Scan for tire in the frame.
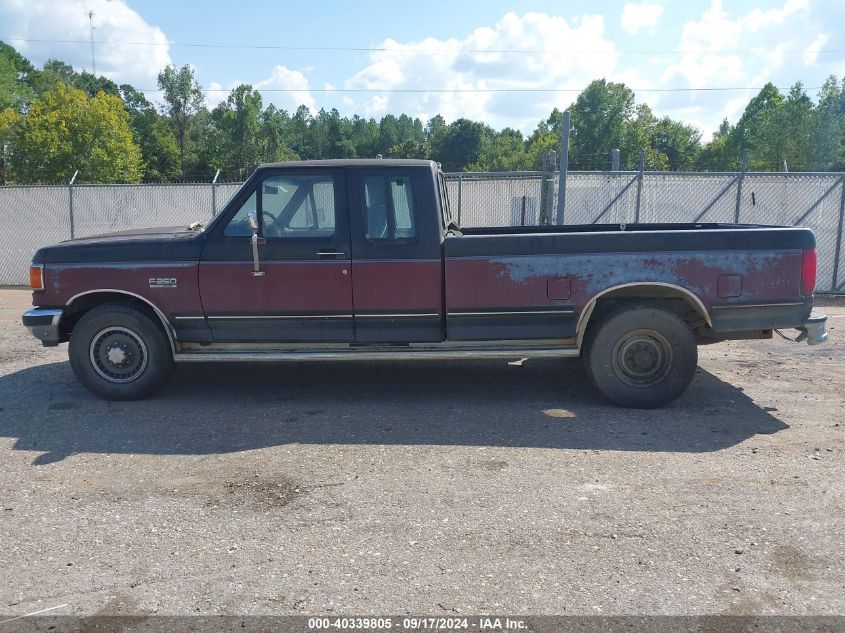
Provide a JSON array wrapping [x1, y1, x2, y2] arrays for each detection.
[[68, 303, 173, 400], [583, 302, 697, 409]]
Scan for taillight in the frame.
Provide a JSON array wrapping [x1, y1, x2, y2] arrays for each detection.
[[801, 248, 816, 297], [29, 264, 44, 291]]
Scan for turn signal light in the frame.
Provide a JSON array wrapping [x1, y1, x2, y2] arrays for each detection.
[[29, 264, 44, 291], [801, 248, 816, 297]]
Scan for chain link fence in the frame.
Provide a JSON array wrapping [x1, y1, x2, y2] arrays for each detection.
[[1, 172, 844, 292], [446, 170, 845, 294]]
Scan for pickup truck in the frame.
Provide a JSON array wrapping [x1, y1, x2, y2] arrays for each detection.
[[23, 159, 828, 408]]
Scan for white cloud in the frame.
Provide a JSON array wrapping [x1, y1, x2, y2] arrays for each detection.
[[802, 33, 827, 65], [662, 0, 811, 90], [657, 0, 831, 137], [205, 81, 228, 110], [344, 11, 620, 133], [254, 65, 316, 114], [0, 0, 171, 90], [620, 3, 665, 35]]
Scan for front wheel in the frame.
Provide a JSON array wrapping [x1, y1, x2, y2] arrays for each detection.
[[68, 304, 174, 400], [583, 302, 698, 408]]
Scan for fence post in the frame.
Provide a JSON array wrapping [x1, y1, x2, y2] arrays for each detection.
[[540, 150, 556, 225], [556, 111, 570, 224], [634, 150, 644, 224], [734, 150, 747, 223], [611, 149, 620, 172], [211, 169, 220, 218], [457, 174, 463, 225], [833, 175, 845, 291], [68, 170, 78, 239]]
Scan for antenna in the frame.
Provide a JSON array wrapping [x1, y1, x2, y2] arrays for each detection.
[[86, 10, 96, 75]]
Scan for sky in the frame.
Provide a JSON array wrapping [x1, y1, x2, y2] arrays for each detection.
[[1, 0, 844, 139]]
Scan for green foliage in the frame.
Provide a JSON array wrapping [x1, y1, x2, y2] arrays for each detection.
[[157, 64, 204, 176], [2, 39, 845, 184], [0, 108, 21, 184], [469, 128, 531, 171], [211, 85, 266, 178], [8, 83, 143, 184], [569, 80, 635, 169], [431, 118, 494, 171]]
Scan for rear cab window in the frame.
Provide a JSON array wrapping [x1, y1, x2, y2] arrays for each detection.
[[362, 173, 418, 242]]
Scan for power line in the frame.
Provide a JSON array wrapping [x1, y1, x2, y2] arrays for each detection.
[[140, 86, 824, 94], [7, 37, 842, 56]]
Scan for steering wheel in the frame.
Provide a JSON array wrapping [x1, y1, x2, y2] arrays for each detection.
[[262, 211, 280, 237]]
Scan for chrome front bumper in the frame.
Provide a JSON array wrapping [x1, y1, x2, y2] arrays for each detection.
[[797, 312, 829, 346], [22, 308, 63, 346]]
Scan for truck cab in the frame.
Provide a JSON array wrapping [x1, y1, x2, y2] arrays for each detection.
[[194, 160, 447, 345]]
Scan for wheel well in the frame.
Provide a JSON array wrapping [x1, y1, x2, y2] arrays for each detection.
[[59, 292, 172, 346], [577, 284, 711, 348]]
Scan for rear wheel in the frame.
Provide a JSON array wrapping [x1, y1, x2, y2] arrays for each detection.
[[68, 304, 173, 400], [583, 302, 697, 408]]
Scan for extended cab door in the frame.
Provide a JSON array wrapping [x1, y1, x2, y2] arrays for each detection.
[[198, 168, 353, 342], [347, 165, 445, 342]]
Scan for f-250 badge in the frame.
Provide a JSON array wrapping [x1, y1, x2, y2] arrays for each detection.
[[149, 277, 177, 288]]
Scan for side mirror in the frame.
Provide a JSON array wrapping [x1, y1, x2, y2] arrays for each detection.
[[247, 210, 259, 233]]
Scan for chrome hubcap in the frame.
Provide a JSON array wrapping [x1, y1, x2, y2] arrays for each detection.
[[89, 326, 148, 383]]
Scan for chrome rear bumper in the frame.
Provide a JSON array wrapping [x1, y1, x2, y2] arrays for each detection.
[[22, 308, 63, 346], [797, 312, 828, 346]]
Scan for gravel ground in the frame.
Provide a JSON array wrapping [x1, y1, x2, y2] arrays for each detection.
[[1, 288, 843, 618]]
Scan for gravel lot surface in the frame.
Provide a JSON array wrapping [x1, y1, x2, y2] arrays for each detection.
[[1, 288, 843, 618]]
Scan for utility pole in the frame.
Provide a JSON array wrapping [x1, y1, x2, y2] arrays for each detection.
[[87, 11, 96, 76], [556, 111, 570, 224]]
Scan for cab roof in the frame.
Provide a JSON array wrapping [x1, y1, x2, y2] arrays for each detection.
[[258, 159, 438, 169]]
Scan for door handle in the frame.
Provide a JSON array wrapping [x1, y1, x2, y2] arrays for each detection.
[[316, 251, 346, 258]]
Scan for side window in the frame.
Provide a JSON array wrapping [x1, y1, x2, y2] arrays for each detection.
[[362, 173, 417, 241], [263, 175, 336, 238], [224, 175, 336, 238], [223, 191, 257, 236]]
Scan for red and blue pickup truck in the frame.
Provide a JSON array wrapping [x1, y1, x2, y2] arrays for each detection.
[[23, 159, 828, 407]]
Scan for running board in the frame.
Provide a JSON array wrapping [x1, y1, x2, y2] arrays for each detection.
[[173, 343, 580, 363]]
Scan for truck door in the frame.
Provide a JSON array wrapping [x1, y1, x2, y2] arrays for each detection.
[[198, 168, 354, 342], [348, 166, 445, 343]]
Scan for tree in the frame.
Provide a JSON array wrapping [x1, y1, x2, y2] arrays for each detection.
[[622, 103, 666, 170], [0, 54, 32, 111], [732, 82, 786, 170], [212, 84, 265, 178], [287, 105, 313, 158], [351, 115, 379, 158], [157, 64, 204, 177], [569, 80, 635, 169], [432, 118, 494, 171], [261, 105, 298, 163], [27, 59, 76, 96], [469, 128, 530, 171], [119, 84, 181, 182], [0, 107, 21, 184], [524, 109, 564, 170], [811, 76, 844, 171], [8, 83, 142, 183], [696, 119, 734, 171], [652, 117, 702, 171]]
